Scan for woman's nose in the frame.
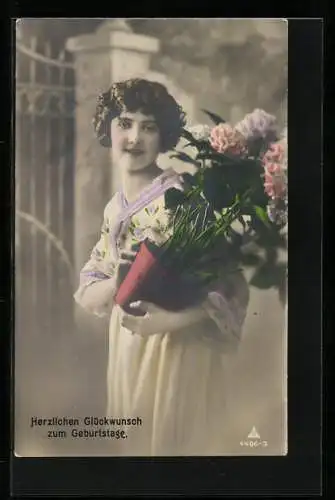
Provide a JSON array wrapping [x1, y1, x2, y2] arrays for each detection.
[[128, 125, 141, 144]]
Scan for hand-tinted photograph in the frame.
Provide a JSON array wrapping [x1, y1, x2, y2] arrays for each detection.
[[14, 18, 288, 457]]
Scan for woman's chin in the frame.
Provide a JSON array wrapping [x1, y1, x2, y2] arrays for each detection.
[[125, 160, 154, 173], [116, 154, 158, 173]]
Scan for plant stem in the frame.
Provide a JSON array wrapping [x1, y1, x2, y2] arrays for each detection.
[[160, 185, 254, 272]]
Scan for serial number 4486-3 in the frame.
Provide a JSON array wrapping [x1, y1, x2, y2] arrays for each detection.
[[240, 440, 268, 448]]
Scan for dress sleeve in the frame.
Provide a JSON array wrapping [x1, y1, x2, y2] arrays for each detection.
[[200, 270, 250, 353], [73, 201, 117, 317]]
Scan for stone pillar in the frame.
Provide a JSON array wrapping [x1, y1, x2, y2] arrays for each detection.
[[66, 19, 160, 328], [66, 19, 160, 275]]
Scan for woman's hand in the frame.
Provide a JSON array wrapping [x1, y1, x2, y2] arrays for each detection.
[[120, 300, 207, 337]]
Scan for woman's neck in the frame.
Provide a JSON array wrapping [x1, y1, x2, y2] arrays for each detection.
[[121, 164, 162, 204]]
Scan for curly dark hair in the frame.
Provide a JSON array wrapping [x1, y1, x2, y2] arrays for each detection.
[[92, 78, 187, 152]]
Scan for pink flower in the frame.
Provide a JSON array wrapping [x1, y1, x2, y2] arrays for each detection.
[[262, 143, 285, 165], [209, 123, 247, 156], [264, 162, 282, 175], [262, 136, 288, 201], [263, 169, 287, 200]]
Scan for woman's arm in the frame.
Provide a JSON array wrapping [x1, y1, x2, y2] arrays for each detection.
[[75, 273, 117, 317], [121, 270, 250, 352], [75, 249, 136, 317], [74, 198, 133, 317], [201, 270, 250, 352], [73, 222, 117, 317]]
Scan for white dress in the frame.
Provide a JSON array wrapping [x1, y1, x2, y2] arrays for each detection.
[[74, 191, 250, 456]]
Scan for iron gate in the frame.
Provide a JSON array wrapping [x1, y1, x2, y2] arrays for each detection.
[[15, 34, 76, 339]]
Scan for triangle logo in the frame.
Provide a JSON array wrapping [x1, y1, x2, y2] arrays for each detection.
[[247, 426, 261, 439]]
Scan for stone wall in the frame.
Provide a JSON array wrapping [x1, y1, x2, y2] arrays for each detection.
[[130, 19, 288, 127]]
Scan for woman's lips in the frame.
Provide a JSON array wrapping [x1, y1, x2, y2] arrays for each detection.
[[125, 149, 144, 157]]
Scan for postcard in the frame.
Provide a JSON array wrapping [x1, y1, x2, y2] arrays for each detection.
[[14, 17, 288, 458]]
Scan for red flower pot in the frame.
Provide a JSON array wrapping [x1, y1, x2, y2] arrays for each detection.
[[114, 240, 205, 313], [114, 240, 164, 307]]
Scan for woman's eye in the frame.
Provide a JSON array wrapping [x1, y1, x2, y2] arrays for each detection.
[[118, 119, 131, 129], [143, 124, 158, 133]]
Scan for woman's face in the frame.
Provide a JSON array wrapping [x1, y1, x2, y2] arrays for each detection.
[[111, 110, 161, 172]]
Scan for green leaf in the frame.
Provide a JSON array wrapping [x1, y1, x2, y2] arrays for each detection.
[[164, 188, 188, 210], [201, 108, 226, 125], [254, 224, 288, 250], [265, 247, 278, 265], [249, 265, 275, 289], [240, 252, 262, 267], [254, 205, 271, 227], [182, 139, 211, 151], [169, 151, 200, 167], [238, 215, 247, 231], [202, 166, 235, 209], [180, 129, 204, 148], [249, 261, 287, 291], [197, 152, 235, 163], [194, 271, 217, 280], [180, 172, 198, 188]]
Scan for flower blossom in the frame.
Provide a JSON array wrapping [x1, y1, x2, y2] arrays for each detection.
[[186, 123, 211, 141], [263, 164, 287, 200], [235, 108, 277, 141], [278, 131, 288, 168], [262, 135, 288, 202], [209, 123, 247, 156], [129, 196, 173, 245], [262, 142, 286, 166], [267, 198, 288, 226]]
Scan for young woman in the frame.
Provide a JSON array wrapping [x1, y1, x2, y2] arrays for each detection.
[[74, 78, 250, 456]]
